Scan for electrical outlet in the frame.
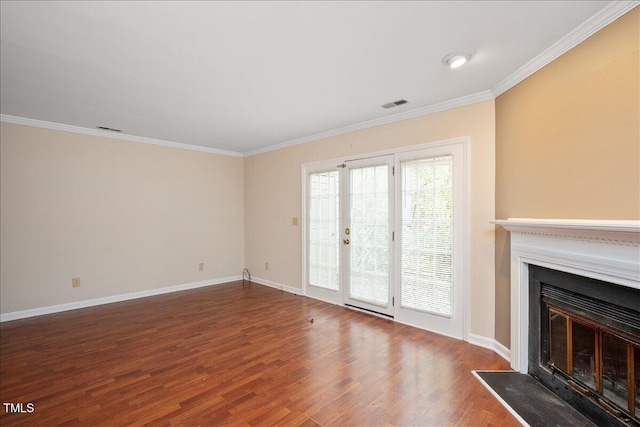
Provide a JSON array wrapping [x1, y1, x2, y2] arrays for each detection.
[[198, 263, 204, 271], [72, 277, 81, 288], [265, 262, 269, 270]]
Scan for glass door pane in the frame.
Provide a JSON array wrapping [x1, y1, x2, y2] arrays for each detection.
[[571, 320, 597, 390], [343, 157, 393, 315], [349, 164, 389, 303], [308, 171, 340, 290], [601, 332, 629, 411], [634, 346, 639, 418], [394, 142, 465, 339], [549, 310, 569, 372], [400, 155, 453, 316]]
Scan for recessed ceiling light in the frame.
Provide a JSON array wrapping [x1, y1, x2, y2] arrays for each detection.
[[442, 53, 471, 69]]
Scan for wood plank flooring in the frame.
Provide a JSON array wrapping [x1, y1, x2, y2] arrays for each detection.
[[0, 281, 517, 426]]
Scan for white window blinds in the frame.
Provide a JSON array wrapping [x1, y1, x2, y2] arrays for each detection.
[[400, 155, 453, 317]]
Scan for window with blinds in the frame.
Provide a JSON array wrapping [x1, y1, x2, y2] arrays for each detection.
[[308, 171, 340, 290], [400, 155, 453, 317]]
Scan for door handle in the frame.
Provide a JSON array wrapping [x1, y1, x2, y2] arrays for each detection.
[[343, 238, 350, 245]]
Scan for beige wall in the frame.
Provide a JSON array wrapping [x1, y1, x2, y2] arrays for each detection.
[[245, 100, 497, 339], [495, 8, 640, 347], [0, 123, 245, 314]]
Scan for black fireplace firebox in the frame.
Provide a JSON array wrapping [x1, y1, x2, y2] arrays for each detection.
[[528, 265, 640, 426]]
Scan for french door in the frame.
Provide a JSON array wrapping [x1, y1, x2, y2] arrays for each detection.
[[305, 156, 393, 315], [342, 156, 394, 316], [305, 140, 466, 338]]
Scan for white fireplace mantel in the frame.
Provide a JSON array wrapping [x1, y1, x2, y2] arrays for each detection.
[[492, 218, 640, 373]]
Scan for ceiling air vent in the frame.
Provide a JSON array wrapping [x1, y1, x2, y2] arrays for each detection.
[[96, 126, 122, 132], [381, 99, 408, 109]]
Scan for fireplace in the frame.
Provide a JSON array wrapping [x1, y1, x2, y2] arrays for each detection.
[[529, 265, 639, 425], [493, 219, 640, 425]]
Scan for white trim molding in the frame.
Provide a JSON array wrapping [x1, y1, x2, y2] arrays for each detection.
[[250, 277, 302, 295], [492, 218, 640, 373], [0, 276, 242, 322], [468, 334, 511, 362], [2, 2, 635, 160], [492, 1, 639, 97], [0, 114, 244, 158]]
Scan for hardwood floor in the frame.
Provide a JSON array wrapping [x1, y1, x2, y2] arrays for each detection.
[[0, 282, 517, 426]]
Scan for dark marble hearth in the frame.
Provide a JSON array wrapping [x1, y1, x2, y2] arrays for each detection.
[[474, 371, 597, 427]]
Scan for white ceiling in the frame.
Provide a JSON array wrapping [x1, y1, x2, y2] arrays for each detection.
[[0, 1, 629, 156]]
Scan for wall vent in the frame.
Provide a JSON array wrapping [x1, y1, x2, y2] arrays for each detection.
[[96, 126, 122, 132], [381, 99, 408, 109]]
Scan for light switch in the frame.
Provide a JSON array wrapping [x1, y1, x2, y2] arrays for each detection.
[[292, 217, 298, 226]]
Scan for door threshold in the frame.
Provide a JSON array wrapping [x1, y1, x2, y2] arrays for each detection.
[[345, 304, 394, 319]]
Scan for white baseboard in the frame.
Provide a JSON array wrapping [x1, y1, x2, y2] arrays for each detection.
[[0, 276, 241, 322], [250, 277, 302, 295], [493, 340, 511, 362], [468, 333, 511, 362]]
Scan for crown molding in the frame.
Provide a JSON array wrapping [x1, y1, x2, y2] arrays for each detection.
[[244, 1, 637, 156], [243, 90, 493, 157], [3, 2, 634, 158], [0, 114, 244, 158], [491, 1, 639, 97]]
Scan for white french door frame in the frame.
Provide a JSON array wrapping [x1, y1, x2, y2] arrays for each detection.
[[302, 137, 470, 341], [304, 163, 342, 306], [341, 155, 395, 317], [394, 142, 467, 339]]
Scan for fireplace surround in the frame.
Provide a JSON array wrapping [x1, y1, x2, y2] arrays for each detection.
[[494, 219, 640, 424]]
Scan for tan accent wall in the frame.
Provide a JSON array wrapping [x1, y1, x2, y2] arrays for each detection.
[[0, 123, 245, 314], [245, 100, 497, 339], [495, 8, 640, 347]]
